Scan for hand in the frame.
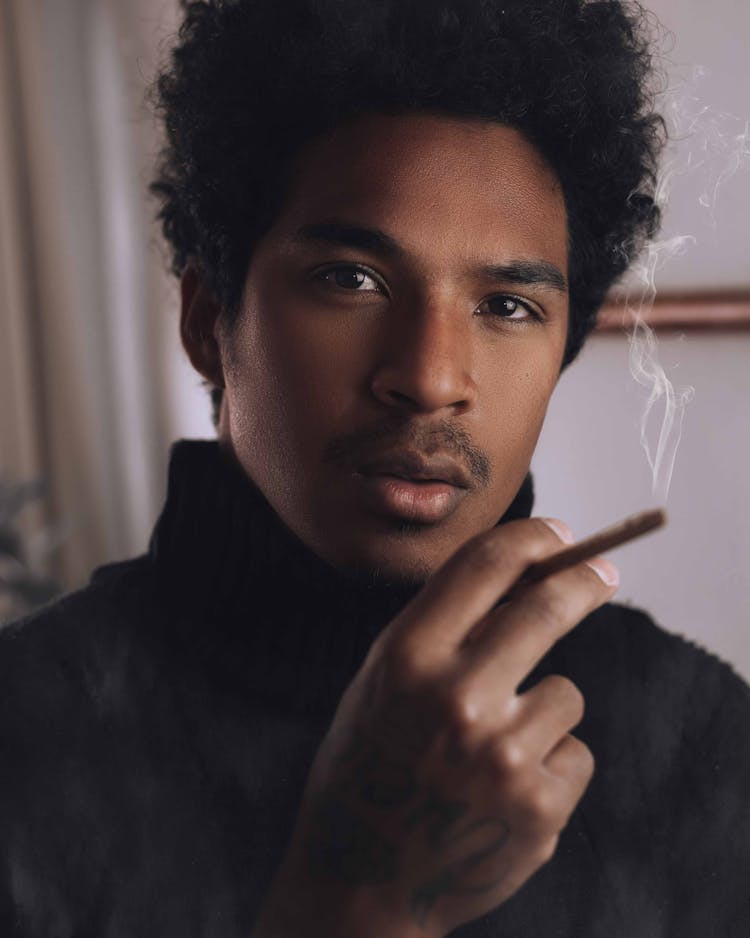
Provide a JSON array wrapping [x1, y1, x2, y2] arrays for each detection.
[[260, 517, 618, 938]]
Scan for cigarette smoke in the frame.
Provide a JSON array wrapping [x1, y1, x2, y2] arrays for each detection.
[[621, 66, 750, 502]]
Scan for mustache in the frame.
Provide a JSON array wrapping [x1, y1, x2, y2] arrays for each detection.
[[322, 419, 491, 488]]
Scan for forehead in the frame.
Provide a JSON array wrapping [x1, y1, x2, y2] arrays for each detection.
[[271, 112, 568, 269]]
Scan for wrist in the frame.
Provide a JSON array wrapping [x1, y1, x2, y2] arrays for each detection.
[[251, 856, 443, 938]]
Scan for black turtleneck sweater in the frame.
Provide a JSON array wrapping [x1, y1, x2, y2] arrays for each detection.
[[1, 440, 749, 938]]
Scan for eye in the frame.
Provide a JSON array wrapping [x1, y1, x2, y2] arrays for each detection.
[[316, 264, 383, 293], [477, 295, 541, 323]]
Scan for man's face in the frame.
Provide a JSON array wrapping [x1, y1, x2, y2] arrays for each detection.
[[213, 113, 569, 587]]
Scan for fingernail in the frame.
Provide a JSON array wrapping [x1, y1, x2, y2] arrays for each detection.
[[539, 518, 575, 545], [586, 558, 620, 587]]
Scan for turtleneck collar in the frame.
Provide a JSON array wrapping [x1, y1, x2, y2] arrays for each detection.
[[147, 439, 534, 718]]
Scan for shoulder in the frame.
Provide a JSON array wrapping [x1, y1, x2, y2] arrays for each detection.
[[0, 553, 155, 657], [0, 555, 162, 748], [563, 599, 750, 707], [581, 609, 750, 930], [0, 555, 175, 825], [567, 601, 750, 813], [553, 600, 750, 798], [0, 557, 164, 926]]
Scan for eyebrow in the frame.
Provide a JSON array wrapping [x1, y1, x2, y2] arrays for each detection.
[[290, 220, 568, 294], [292, 221, 401, 258], [479, 259, 568, 294]]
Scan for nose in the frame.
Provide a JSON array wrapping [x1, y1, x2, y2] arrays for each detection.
[[370, 295, 477, 415]]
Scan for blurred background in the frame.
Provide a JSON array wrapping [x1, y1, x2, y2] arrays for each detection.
[[1, 1, 748, 676]]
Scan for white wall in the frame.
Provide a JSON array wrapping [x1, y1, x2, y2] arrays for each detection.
[[533, 332, 750, 680], [642, 0, 750, 294]]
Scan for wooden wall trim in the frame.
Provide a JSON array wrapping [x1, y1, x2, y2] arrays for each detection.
[[596, 291, 750, 332]]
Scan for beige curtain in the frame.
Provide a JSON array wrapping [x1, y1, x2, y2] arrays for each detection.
[[0, 0, 201, 591]]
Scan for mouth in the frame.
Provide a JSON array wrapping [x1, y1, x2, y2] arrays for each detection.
[[357, 450, 471, 490], [354, 472, 467, 524]]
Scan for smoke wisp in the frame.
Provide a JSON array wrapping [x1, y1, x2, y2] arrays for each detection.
[[622, 66, 749, 501]]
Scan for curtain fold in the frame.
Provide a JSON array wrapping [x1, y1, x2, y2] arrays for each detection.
[[0, 0, 209, 591]]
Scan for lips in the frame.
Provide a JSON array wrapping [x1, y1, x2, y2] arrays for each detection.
[[354, 474, 467, 524], [357, 450, 470, 489]]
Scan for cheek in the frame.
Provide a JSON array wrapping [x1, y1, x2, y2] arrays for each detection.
[[224, 287, 356, 451], [484, 353, 559, 458], [270, 312, 358, 419], [220, 294, 290, 443]]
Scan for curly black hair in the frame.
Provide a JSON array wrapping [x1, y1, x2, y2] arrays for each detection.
[[149, 0, 666, 425]]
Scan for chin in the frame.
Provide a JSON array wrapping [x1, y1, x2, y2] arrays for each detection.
[[339, 559, 432, 593], [328, 530, 448, 592]]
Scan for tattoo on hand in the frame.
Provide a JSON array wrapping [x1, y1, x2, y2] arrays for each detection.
[[304, 790, 398, 884], [410, 819, 511, 928], [305, 703, 512, 927]]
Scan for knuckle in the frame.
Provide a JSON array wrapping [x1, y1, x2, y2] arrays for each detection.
[[463, 529, 509, 574], [526, 583, 570, 631], [535, 835, 560, 866], [557, 735, 595, 784], [573, 738, 596, 778], [463, 520, 562, 579], [437, 680, 481, 735], [515, 781, 560, 832], [379, 638, 426, 688], [490, 737, 527, 775], [544, 674, 585, 718]]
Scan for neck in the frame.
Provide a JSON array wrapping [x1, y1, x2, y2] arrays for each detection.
[[147, 439, 535, 716]]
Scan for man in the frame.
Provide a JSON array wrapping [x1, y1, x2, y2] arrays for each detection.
[[2, 1, 749, 936]]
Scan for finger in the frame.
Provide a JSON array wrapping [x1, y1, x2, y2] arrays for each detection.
[[388, 517, 573, 657], [543, 734, 595, 801], [504, 674, 585, 764], [462, 558, 618, 692]]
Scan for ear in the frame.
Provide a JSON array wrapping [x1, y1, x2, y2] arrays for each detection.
[[179, 262, 225, 388]]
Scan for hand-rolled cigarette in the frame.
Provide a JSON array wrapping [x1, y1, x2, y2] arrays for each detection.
[[505, 508, 668, 600]]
